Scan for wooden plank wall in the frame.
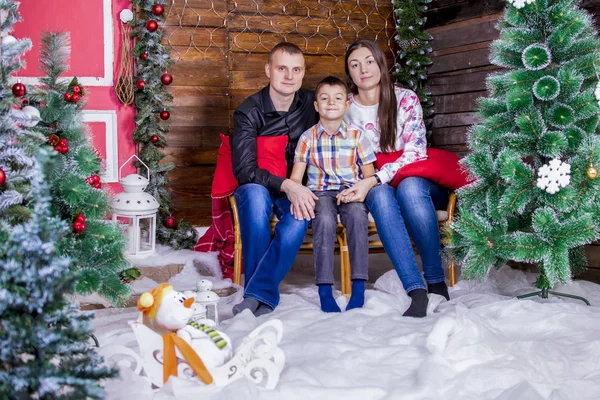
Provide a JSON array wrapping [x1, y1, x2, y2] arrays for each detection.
[[162, 0, 396, 226], [426, 0, 600, 275]]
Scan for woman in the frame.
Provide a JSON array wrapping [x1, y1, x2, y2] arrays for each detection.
[[338, 40, 449, 317]]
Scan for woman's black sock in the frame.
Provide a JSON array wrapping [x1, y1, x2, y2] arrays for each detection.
[[402, 288, 428, 318], [428, 281, 450, 301]]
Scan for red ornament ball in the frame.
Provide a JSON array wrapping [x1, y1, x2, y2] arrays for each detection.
[[152, 4, 165, 16], [0, 167, 5, 186], [150, 134, 159, 143], [159, 110, 170, 120], [12, 82, 26, 97], [164, 216, 177, 229], [64, 92, 72, 102], [136, 79, 146, 90], [160, 73, 173, 85], [71, 93, 80, 103], [141, 51, 149, 60], [72, 86, 81, 94], [73, 221, 86, 233], [146, 20, 158, 32]]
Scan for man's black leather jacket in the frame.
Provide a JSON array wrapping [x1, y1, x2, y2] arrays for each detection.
[[231, 85, 318, 193]]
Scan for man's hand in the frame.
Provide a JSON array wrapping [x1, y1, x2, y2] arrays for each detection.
[[336, 177, 377, 205], [281, 179, 318, 220]]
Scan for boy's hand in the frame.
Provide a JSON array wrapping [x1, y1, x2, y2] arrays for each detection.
[[281, 179, 318, 220], [336, 177, 377, 204]]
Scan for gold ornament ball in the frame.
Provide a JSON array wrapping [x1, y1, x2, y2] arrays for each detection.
[[587, 165, 598, 179]]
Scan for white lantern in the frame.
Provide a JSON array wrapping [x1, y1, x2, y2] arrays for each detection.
[[194, 279, 220, 325], [111, 155, 159, 258]]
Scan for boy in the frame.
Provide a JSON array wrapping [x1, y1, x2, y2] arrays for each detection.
[[291, 76, 376, 312]]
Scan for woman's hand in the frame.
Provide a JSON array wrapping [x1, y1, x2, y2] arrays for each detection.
[[336, 177, 377, 205]]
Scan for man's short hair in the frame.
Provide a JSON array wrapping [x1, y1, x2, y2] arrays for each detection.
[[315, 76, 349, 96], [268, 42, 304, 64]]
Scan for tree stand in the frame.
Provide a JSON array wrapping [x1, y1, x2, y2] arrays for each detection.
[[517, 287, 590, 306]]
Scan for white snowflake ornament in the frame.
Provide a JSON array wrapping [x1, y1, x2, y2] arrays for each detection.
[[536, 158, 571, 194], [507, 0, 535, 9]]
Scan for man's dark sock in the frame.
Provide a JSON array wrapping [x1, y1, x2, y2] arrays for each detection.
[[254, 304, 273, 317], [428, 281, 450, 301], [403, 288, 428, 318], [318, 284, 341, 313], [232, 297, 260, 316], [346, 279, 366, 311]]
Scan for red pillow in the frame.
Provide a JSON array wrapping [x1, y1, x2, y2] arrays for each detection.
[[211, 134, 288, 198], [374, 148, 471, 190]]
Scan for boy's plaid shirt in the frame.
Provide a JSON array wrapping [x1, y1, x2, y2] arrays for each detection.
[[294, 122, 376, 191]]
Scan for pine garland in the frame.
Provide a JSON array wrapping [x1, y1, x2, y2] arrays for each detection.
[[392, 0, 434, 131], [129, 0, 198, 250]]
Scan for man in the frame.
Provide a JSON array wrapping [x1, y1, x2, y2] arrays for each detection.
[[231, 42, 319, 316]]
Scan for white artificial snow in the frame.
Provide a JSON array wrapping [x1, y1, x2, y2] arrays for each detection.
[[94, 251, 600, 400]]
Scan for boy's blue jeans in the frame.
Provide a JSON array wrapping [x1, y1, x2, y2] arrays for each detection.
[[234, 183, 309, 309], [365, 177, 448, 293]]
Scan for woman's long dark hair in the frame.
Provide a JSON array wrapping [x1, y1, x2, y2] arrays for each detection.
[[345, 40, 397, 153]]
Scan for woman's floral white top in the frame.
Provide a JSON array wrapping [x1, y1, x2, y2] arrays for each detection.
[[343, 86, 427, 184]]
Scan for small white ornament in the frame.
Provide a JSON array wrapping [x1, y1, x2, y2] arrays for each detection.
[[536, 158, 571, 194], [119, 9, 134, 23], [1, 35, 16, 47], [21, 105, 40, 127], [507, 0, 534, 9], [595, 82, 600, 101]]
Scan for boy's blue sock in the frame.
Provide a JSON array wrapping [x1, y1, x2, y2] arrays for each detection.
[[318, 284, 341, 313], [346, 279, 365, 311]]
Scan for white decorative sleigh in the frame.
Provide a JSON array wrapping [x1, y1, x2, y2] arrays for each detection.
[[100, 314, 286, 390]]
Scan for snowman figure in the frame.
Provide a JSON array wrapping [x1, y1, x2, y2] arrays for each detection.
[[137, 283, 233, 384]]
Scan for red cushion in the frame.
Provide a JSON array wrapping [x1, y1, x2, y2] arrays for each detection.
[[374, 148, 471, 190], [211, 134, 288, 198]]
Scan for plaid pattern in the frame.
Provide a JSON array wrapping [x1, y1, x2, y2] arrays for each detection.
[[294, 122, 376, 191]]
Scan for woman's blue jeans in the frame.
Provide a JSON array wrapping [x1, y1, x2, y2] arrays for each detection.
[[234, 183, 309, 309], [365, 177, 448, 293]]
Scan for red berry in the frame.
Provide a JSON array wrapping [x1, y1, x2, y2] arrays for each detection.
[[60, 146, 69, 154], [54, 145, 61, 152], [71, 94, 80, 103], [72, 86, 81, 94], [93, 182, 102, 189], [58, 138, 68, 146], [64, 93, 72, 102], [92, 174, 101, 184], [73, 221, 83, 232], [76, 214, 86, 223]]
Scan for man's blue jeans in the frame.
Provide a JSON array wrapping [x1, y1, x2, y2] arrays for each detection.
[[365, 177, 448, 293], [234, 183, 309, 309]]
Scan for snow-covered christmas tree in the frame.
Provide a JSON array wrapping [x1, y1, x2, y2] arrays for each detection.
[[0, 0, 44, 224], [447, 0, 600, 294], [0, 1, 117, 397], [34, 32, 134, 305]]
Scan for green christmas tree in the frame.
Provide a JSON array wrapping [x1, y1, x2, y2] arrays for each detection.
[[0, 150, 117, 399], [35, 32, 133, 305], [447, 0, 600, 293], [0, 0, 44, 224], [130, 0, 198, 250], [392, 0, 434, 130]]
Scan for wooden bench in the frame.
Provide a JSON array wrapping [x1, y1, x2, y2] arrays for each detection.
[[229, 193, 457, 295]]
